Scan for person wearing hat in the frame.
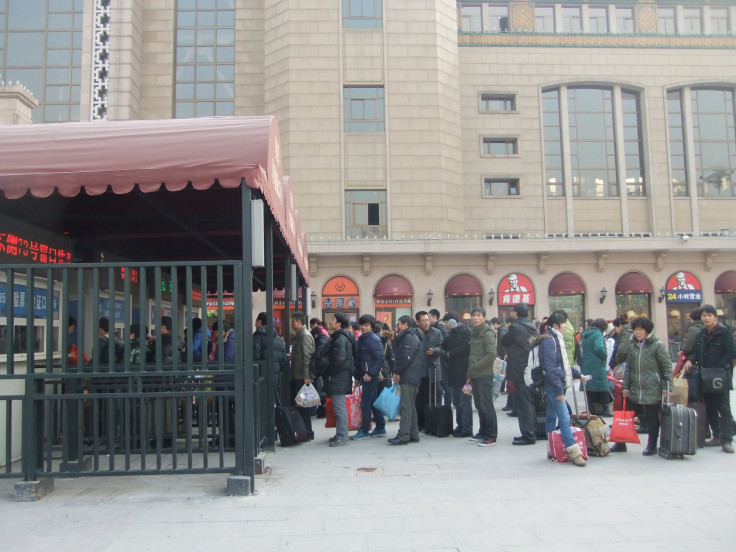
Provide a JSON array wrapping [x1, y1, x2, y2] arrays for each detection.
[[440, 313, 473, 437]]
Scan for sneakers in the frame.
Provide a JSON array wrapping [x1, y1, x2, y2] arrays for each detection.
[[329, 439, 348, 447], [468, 433, 483, 442], [722, 443, 734, 454], [350, 430, 369, 440], [478, 438, 497, 447], [368, 428, 387, 438]]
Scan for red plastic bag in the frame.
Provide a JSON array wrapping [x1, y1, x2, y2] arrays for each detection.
[[608, 399, 641, 444], [324, 386, 364, 430], [672, 351, 687, 377], [547, 427, 588, 463]]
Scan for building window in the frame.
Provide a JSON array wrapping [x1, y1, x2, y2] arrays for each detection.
[[621, 90, 646, 196], [483, 178, 520, 197], [657, 7, 676, 35], [692, 88, 736, 197], [562, 6, 582, 33], [568, 87, 618, 197], [682, 8, 702, 35], [667, 90, 689, 197], [345, 190, 387, 239], [535, 6, 554, 33], [588, 7, 608, 34], [542, 89, 564, 197], [488, 6, 509, 33], [343, 86, 385, 132], [615, 7, 634, 34], [459, 4, 508, 33], [482, 137, 518, 156], [460, 4, 482, 32], [0, 0, 83, 123], [479, 93, 516, 113], [542, 86, 647, 198], [710, 8, 729, 35], [343, 0, 382, 29], [174, 0, 235, 118]]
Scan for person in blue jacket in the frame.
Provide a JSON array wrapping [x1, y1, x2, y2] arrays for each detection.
[[351, 314, 386, 440], [539, 312, 586, 467]]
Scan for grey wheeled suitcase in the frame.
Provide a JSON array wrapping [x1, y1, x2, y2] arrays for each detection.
[[658, 403, 697, 459]]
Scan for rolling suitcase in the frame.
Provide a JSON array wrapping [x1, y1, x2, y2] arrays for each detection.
[[275, 390, 307, 446], [424, 370, 452, 437], [687, 401, 707, 448], [658, 401, 697, 459]]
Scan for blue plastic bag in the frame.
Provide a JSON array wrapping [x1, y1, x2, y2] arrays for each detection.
[[373, 383, 400, 421]]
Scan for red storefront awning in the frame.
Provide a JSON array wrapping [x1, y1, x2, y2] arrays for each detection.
[[548, 272, 586, 296], [445, 274, 483, 297], [715, 271, 736, 293], [616, 272, 653, 294], [374, 275, 412, 297]]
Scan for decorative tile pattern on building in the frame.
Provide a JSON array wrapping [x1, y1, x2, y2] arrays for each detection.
[[510, 3, 534, 33], [92, 0, 111, 121], [637, 6, 657, 34], [458, 33, 736, 49]]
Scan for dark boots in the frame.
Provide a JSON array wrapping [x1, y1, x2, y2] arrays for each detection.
[[609, 442, 627, 452]]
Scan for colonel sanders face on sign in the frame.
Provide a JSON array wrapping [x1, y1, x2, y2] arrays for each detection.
[[674, 271, 694, 290], [503, 273, 527, 293]]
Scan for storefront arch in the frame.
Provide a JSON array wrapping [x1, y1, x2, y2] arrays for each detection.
[[663, 271, 703, 355], [374, 275, 412, 328], [322, 276, 360, 325], [615, 271, 652, 320], [715, 270, 736, 329], [497, 272, 536, 321], [548, 272, 585, 331], [444, 273, 483, 322]]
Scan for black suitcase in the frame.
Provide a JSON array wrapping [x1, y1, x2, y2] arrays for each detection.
[[688, 401, 707, 448], [535, 416, 548, 440], [424, 371, 452, 437], [275, 404, 307, 446], [659, 403, 697, 459]]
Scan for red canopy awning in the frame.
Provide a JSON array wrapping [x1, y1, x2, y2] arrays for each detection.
[[0, 116, 308, 285], [445, 274, 483, 297], [715, 271, 736, 294], [548, 272, 586, 296], [375, 275, 412, 297], [616, 272, 653, 294]]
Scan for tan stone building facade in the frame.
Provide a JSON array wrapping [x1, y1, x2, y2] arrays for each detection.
[[2, 0, 736, 350]]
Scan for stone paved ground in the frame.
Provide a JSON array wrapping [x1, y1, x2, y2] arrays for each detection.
[[2, 391, 735, 552]]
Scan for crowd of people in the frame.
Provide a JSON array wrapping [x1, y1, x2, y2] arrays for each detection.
[[283, 302, 736, 465]]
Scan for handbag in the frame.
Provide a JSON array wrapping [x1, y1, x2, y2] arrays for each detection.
[[670, 370, 688, 406], [373, 383, 400, 420], [700, 366, 729, 394], [608, 398, 641, 444]]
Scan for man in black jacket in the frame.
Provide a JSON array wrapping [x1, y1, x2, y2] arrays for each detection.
[[683, 304, 736, 454], [325, 312, 356, 447], [389, 315, 423, 445], [415, 311, 445, 430], [441, 315, 473, 437], [501, 304, 539, 445]]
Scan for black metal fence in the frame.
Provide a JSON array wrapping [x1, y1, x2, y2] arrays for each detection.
[[0, 262, 272, 486]]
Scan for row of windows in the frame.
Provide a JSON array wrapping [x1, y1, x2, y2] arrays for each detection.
[[458, 2, 733, 36]]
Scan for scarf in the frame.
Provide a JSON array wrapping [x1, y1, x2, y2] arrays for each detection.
[[550, 326, 572, 389]]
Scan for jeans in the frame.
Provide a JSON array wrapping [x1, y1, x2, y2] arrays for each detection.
[[360, 378, 385, 433], [704, 392, 733, 444], [290, 379, 313, 434], [471, 375, 497, 439], [513, 379, 536, 441], [331, 394, 348, 442], [451, 385, 473, 435], [545, 387, 575, 447], [397, 383, 419, 442]]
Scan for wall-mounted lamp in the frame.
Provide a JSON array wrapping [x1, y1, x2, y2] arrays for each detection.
[[426, 289, 433, 307], [599, 287, 607, 304], [488, 289, 496, 306], [311, 290, 317, 309], [658, 286, 667, 303]]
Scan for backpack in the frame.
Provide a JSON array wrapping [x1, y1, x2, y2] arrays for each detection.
[[309, 339, 331, 377], [524, 345, 544, 388]]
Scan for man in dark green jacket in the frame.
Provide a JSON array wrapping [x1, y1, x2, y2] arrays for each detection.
[[467, 307, 498, 447]]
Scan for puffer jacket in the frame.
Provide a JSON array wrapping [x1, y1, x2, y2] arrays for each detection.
[[680, 320, 704, 355], [290, 325, 315, 381], [580, 328, 608, 392], [442, 323, 472, 387], [325, 329, 356, 396], [501, 317, 539, 381], [355, 330, 384, 380], [623, 332, 672, 405], [539, 331, 567, 397], [420, 326, 444, 380], [614, 323, 633, 365], [393, 327, 423, 386], [467, 323, 496, 380], [687, 322, 736, 391]]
